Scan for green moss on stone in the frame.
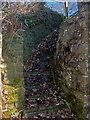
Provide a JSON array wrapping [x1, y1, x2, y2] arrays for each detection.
[[62, 92, 84, 120], [53, 61, 84, 120]]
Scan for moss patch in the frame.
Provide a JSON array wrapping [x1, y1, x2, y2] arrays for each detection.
[[61, 92, 84, 120], [53, 61, 84, 120]]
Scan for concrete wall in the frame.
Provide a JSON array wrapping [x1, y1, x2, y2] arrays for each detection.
[[2, 36, 25, 118]]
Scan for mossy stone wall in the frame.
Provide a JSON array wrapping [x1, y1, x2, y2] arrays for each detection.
[[55, 5, 89, 120]]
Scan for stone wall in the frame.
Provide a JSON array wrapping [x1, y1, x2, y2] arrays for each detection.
[[55, 4, 89, 119]]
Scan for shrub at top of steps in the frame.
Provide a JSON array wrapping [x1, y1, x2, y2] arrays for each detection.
[[22, 7, 64, 62], [19, 7, 63, 29]]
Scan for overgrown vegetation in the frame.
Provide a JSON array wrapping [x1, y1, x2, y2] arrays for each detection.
[[22, 7, 63, 62], [53, 60, 85, 120]]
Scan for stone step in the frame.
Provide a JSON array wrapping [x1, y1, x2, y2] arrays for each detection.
[[26, 72, 50, 76], [25, 91, 54, 99], [27, 95, 59, 100], [26, 95, 46, 100], [25, 80, 53, 85], [24, 106, 63, 118], [26, 97, 65, 109], [25, 104, 66, 114], [25, 85, 41, 89]]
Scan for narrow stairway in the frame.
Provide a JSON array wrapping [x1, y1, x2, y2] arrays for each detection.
[[24, 28, 77, 120]]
